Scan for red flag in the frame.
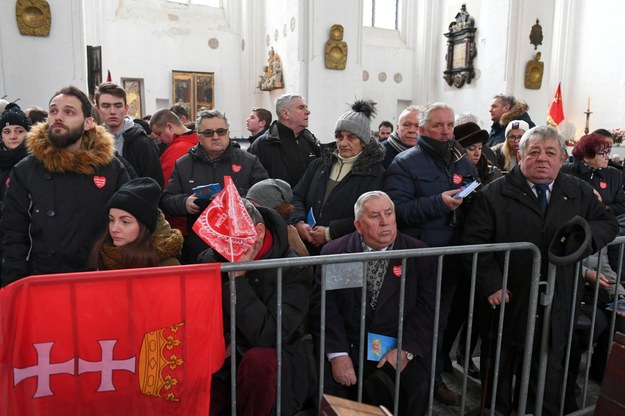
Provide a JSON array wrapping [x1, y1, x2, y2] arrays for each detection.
[[548, 82, 565, 125], [106, 70, 112, 82], [192, 176, 257, 262], [0, 264, 225, 415]]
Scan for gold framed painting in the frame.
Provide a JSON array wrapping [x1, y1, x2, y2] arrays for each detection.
[[121, 78, 144, 119], [172, 71, 195, 118], [195, 72, 214, 114]]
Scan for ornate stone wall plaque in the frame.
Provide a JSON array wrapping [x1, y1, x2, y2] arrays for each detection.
[[16, 0, 51, 37], [325, 24, 347, 70], [443, 4, 477, 88]]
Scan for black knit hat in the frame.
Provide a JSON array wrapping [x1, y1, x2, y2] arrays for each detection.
[[108, 178, 162, 232], [0, 103, 31, 131]]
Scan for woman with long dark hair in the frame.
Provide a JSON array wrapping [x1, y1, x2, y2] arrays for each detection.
[[90, 177, 183, 269]]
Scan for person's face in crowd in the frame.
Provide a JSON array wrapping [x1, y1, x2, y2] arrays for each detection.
[[489, 98, 510, 123], [519, 137, 566, 184], [109, 208, 141, 247], [246, 111, 264, 135], [1, 125, 28, 150], [354, 196, 397, 250], [283, 97, 310, 132], [506, 128, 525, 153], [586, 145, 611, 169], [397, 111, 419, 147], [378, 126, 392, 141], [96, 93, 128, 132], [336, 131, 364, 158], [151, 122, 175, 145], [198, 116, 230, 159], [419, 108, 454, 142], [47, 94, 93, 149], [465, 143, 482, 165]]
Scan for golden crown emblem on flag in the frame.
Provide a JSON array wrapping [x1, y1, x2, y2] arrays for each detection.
[[138, 322, 185, 401]]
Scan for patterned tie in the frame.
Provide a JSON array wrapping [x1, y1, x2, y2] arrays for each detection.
[[534, 183, 549, 216]]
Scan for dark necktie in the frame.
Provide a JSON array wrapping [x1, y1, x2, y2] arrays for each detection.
[[534, 183, 549, 215]]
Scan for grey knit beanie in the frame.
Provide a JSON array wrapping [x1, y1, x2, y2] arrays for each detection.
[[334, 100, 376, 144], [246, 179, 293, 209]]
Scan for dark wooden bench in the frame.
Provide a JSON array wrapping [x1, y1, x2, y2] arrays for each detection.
[[595, 331, 625, 415]]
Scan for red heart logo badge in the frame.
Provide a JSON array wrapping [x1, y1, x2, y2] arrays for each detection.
[[600, 181, 607, 189], [392, 265, 402, 277], [232, 164, 241, 173], [93, 176, 106, 189], [452, 174, 462, 185]]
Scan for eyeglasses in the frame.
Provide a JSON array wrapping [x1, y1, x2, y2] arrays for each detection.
[[199, 128, 229, 138], [596, 149, 612, 157], [508, 135, 524, 141]]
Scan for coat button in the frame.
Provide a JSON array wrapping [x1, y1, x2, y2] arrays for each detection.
[[44, 173, 52, 180], [46, 210, 55, 217]]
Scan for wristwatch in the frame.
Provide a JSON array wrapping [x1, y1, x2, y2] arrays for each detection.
[[405, 351, 414, 361]]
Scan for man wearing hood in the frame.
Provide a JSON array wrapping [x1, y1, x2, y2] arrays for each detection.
[[487, 94, 535, 147], [1, 86, 131, 285], [384, 102, 479, 405], [95, 82, 164, 187]]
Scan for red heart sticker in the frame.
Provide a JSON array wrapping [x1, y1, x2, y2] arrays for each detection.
[[4, 177, 9, 187], [600, 181, 607, 189], [452, 174, 462, 185], [93, 176, 106, 189], [231, 164, 241, 173], [392, 265, 402, 277]]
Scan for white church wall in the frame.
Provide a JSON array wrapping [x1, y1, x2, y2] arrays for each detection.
[[0, 0, 88, 108]]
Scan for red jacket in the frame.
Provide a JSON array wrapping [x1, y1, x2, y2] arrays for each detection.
[[160, 131, 198, 235]]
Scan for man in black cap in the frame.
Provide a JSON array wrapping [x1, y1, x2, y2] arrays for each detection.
[[463, 125, 617, 415], [1, 86, 131, 286]]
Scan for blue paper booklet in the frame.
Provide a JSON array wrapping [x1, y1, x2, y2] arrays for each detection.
[[367, 332, 397, 361], [306, 207, 316, 227], [192, 183, 222, 199]]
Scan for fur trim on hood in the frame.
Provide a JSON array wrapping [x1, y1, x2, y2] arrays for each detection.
[[26, 123, 116, 175], [500, 100, 530, 126]]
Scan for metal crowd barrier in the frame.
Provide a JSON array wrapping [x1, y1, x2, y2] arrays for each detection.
[[219, 235, 625, 416], [220, 241, 549, 416]]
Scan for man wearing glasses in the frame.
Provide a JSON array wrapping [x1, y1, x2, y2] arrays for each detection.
[[161, 109, 268, 263]]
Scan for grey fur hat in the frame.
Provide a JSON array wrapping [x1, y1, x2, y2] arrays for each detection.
[[334, 99, 376, 144], [246, 178, 293, 209]]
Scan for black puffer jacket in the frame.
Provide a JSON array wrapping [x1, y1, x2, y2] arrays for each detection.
[[161, 142, 268, 262], [2, 124, 131, 285], [121, 123, 164, 187], [292, 140, 385, 242], [248, 121, 320, 187]]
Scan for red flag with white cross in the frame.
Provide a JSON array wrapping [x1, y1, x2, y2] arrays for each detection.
[[0, 264, 225, 415]]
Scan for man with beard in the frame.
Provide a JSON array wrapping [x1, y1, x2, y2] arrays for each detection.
[[1, 86, 131, 286]]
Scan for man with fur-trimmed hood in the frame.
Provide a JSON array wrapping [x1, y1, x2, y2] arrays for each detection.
[[1, 86, 131, 286], [486, 93, 535, 147]]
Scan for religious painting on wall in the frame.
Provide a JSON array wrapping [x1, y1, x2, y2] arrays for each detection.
[[172, 71, 194, 118], [121, 78, 144, 119], [195, 72, 214, 115], [172, 71, 214, 117]]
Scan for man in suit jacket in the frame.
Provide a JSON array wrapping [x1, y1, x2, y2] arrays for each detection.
[[310, 191, 435, 416]]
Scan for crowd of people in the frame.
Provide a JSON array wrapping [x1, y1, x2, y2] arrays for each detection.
[[0, 85, 623, 416]]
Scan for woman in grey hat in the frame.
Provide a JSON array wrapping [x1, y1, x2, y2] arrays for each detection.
[[291, 100, 385, 254]]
